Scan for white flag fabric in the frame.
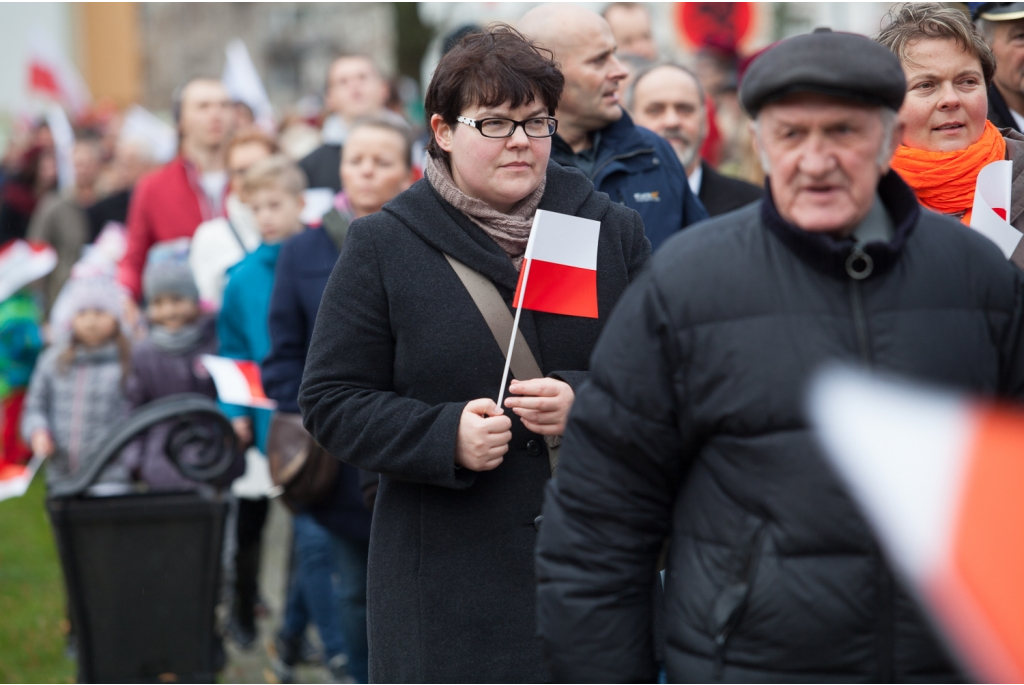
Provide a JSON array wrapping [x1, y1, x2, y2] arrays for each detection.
[[119, 105, 179, 165], [970, 160, 1019, 258], [45, 104, 76, 192], [0, 455, 45, 503], [222, 39, 275, 134], [25, 27, 91, 115]]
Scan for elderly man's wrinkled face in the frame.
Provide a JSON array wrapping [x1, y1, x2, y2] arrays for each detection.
[[990, 19, 1024, 99], [755, 94, 898, 235], [630, 66, 706, 173]]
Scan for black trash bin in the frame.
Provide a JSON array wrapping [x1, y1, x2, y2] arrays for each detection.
[[46, 394, 239, 683]]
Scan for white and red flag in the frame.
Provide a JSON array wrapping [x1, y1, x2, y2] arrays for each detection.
[[970, 160, 1021, 259], [25, 27, 91, 116], [199, 355, 277, 410], [0, 455, 45, 503], [809, 367, 1024, 683], [495, 210, 601, 405], [513, 209, 600, 318], [0, 239, 57, 302]]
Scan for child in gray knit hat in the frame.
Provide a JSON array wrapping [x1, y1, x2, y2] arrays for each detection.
[[120, 254, 222, 490]]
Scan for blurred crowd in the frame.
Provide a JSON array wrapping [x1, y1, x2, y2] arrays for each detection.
[[7, 1, 1024, 683]]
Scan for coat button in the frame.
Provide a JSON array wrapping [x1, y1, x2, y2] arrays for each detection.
[[526, 439, 542, 457], [534, 515, 543, 531]]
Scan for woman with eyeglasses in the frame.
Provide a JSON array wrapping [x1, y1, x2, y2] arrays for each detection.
[[299, 24, 651, 683]]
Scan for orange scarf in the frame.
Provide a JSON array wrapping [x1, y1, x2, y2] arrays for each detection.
[[890, 120, 1006, 225]]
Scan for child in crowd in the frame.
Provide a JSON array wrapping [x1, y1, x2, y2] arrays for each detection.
[[121, 251, 219, 490], [0, 240, 54, 467], [219, 154, 306, 649], [21, 276, 130, 489]]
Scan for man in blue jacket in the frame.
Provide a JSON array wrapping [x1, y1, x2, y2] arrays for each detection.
[[520, 4, 708, 251]]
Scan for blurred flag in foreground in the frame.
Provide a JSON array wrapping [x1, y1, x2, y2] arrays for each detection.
[[199, 355, 277, 409], [808, 367, 1024, 683], [970, 160, 1021, 264], [512, 209, 600, 318], [0, 455, 44, 502]]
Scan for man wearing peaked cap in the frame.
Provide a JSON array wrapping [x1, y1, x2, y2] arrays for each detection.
[[535, 27, 1024, 682], [974, 2, 1024, 132]]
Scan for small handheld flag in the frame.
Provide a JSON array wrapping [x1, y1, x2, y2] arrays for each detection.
[[970, 160, 1020, 259], [199, 355, 277, 410], [0, 455, 45, 503], [809, 367, 1024, 683], [497, 210, 601, 407]]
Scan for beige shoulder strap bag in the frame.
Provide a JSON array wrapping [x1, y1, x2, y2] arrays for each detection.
[[444, 253, 560, 475]]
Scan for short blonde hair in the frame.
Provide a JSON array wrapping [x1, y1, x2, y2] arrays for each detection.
[[876, 3, 995, 85], [241, 154, 307, 197]]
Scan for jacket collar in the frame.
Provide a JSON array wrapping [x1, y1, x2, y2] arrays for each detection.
[[760, 170, 921, 281], [553, 111, 653, 174], [382, 160, 602, 292], [989, 83, 1021, 134]]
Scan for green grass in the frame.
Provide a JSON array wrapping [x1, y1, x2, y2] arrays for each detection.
[[0, 475, 75, 683]]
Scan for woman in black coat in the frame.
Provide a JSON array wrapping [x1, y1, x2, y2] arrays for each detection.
[[299, 26, 651, 682]]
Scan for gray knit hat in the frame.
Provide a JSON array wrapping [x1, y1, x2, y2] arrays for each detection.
[[143, 258, 199, 303]]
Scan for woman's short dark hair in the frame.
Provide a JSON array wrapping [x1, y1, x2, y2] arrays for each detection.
[[424, 24, 565, 162]]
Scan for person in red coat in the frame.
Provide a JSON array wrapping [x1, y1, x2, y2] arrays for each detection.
[[118, 78, 233, 299]]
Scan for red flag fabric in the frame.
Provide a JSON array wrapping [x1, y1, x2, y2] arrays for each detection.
[[512, 209, 601, 319]]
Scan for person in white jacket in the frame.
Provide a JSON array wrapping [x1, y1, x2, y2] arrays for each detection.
[[189, 129, 277, 311]]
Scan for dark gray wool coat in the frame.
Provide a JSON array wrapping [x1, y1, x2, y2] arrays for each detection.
[[298, 160, 651, 683], [535, 171, 1024, 682]]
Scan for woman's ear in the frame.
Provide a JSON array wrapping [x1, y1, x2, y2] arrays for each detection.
[[431, 114, 454, 154]]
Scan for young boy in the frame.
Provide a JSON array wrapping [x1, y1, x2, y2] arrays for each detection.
[[218, 154, 306, 649]]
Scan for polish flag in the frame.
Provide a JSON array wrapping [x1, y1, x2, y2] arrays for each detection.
[[0, 239, 57, 302], [25, 28, 91, 116], [809, 367, 1024, 683], [0, 455, 45, 503], [199, 355, 277, 409], [513, 209, 600, 319], [970, 160, 1021, 260]]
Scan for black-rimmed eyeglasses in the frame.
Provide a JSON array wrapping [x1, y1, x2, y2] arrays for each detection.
[[457, 115, 558, 139]]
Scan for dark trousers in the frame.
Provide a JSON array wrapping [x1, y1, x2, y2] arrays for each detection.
[[233, 497, 269, 629]]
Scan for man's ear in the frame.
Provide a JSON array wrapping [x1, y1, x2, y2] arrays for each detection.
[[431, 114, 454, 154], [879, 119, 905, 174]]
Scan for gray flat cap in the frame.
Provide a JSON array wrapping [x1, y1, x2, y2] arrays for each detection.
[[740, 28, 906, 116], [973, 3, 1024, 21]]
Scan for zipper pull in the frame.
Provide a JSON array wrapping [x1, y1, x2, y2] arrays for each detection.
[[846, 247, 873, 280]]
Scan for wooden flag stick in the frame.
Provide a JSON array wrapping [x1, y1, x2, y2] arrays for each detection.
[[497, 257, 533, 410]]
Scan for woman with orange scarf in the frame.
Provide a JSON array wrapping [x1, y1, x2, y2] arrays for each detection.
[[878, 3, 1024, 236]]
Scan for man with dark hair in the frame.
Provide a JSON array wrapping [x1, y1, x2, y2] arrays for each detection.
[[536, 28, 1022, 682], [299, 55, 393, 193], [118, 78, 232, 299], [629, 62, 762, 216], [520, 4, 707, 252], [976, 2, 1024, 132]]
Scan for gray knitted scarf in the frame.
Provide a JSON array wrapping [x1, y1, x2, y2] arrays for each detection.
[[425, 154, 546, 269]]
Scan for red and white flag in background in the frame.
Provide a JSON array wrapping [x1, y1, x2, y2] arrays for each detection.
[[0, 455, 45, 503], [513, 209, 601, 318], [25, 27, 90, 116], [809, 367, 1024, 683], [970, 160, 1020, 259], [0, 239, 57, 302], [199, 355, 277, 410]]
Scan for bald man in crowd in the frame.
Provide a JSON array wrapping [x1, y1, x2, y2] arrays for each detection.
[[629, 62, 762, 216], [118, 78, 232, 299], [520, 4, 706, 251]]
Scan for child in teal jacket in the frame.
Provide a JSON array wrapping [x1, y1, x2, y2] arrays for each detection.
[[218, 156, 306, 453]]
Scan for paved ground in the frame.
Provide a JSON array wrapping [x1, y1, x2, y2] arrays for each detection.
[[220, 499, 334, 684]]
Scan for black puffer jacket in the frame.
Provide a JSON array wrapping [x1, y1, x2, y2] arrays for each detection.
[[536, 172, 1024, 682]]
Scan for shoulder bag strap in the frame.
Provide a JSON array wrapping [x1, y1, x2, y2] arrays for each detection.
[[443, 253, 559, 474], [224, 218, 250, 256]]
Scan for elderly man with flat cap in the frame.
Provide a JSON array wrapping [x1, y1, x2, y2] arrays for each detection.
[[535, 28, 1024, 682], [976, 2, 1024, 132]]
